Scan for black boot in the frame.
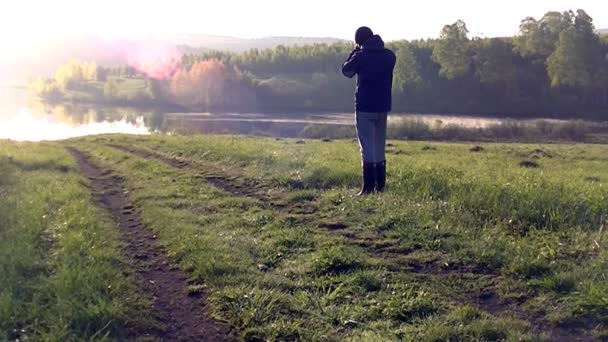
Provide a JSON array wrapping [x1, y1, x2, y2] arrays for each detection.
[[356, 162, 376, 196], [376, 160, 386, 192]]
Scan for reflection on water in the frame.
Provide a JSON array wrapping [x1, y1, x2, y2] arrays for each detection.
[[0, 85, 553, 141], [0, 86, 152, 141], [0, 109, 149, 142]]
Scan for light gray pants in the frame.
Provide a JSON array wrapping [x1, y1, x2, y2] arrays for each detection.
[[356, 111, 388, 163]]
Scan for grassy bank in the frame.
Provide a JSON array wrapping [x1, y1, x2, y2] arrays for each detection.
[[0, 143, 149, 340], [300, 118, 608, 144], [67, 134, 608, 340]]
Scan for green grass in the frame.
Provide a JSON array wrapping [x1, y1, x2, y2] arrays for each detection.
[[4, 134, 608, 340], [0, 142, 150, 340], [64, 134, 607, 340]]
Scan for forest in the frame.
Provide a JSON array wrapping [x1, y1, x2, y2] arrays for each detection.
[[31, 9, 608, 119]]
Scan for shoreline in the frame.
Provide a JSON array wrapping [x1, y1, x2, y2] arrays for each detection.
[[32, 97, 606, 123]]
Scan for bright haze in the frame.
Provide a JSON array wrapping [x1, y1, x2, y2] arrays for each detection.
[[1, 0, 607, 82]]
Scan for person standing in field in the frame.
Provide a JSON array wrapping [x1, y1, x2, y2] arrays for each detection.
[[342, 26, 396, 196]]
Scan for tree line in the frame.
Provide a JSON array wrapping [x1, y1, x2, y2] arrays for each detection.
[[180, 10, 608, 117], [33, 9, 608, 119]]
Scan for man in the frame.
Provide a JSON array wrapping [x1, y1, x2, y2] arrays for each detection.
[[342, 26, 396, 196]]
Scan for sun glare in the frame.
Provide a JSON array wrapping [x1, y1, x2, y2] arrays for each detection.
[[0, 110, 150, 142]]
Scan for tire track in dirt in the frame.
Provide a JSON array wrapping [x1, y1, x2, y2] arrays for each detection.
[[67, 147, 237, 342], [108, 143, 273, 201], [105, 148, 500, 271], [105, 147, 506, 274], [104, 144, 595, 340], [107, 143, 317, 216], [478, 291, 597, 342]]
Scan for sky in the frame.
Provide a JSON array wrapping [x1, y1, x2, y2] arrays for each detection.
[[1, 0, 607, 49]]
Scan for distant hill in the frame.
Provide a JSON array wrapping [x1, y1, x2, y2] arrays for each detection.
[[598, 29, 608, 35], [161, 34, 347, 52]]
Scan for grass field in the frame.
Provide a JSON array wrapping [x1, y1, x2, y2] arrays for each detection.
[[2, 134, 608, 341], [0, 143, 150, 340]]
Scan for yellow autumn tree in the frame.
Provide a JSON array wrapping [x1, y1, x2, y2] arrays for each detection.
[[55, 60, 99, 89]]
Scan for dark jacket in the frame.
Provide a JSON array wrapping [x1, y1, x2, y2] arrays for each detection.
[[342, 35, 396, 113]]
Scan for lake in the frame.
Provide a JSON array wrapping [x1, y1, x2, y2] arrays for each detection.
[[0, 85, 539, 141]]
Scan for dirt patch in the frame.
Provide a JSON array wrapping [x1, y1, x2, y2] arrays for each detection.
[[470, 146, 484, 152], [67, 147, 236, 342], [530, 148, 553, 158], [476, 287, 517, 316], [519, 160, 540, 168], [518, 149, 554, 160], [387, 149, 406, 155], [319, 222, 348, 231], [477, 288, 596, 341]]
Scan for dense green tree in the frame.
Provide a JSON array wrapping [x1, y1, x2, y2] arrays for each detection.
[[432, 20, 471, 79], [473, 38, 517, 85], [548, 28, 593, 88], [393, 43, 424, 93], [547, 10, 602, 88], [516, 11, 574, 58]]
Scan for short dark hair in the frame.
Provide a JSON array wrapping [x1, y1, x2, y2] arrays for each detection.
[[355, 26, 374, 45]]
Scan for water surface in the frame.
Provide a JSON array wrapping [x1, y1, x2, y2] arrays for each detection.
[[0, 86, 149, 141], [0, 85, 551, 141]]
